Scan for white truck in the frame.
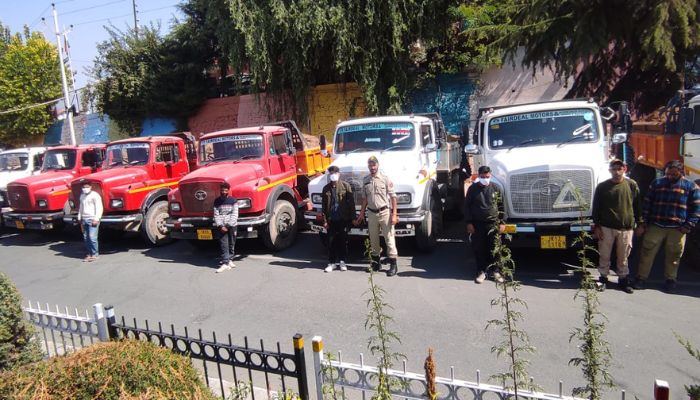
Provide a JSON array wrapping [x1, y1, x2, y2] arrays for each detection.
[[464, 99, 621, 249], [0, 147, 47, 212], [304, 113, 463, 251]]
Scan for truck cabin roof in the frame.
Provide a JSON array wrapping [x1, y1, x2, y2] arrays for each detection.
[[478, 99, 599, 118], [108, 136, 183, 146], [200, 126, 288, 141], [46, 144, 107, 151]]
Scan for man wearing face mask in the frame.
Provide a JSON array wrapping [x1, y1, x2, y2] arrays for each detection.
[[321, 165, 355, 272], [213, 182, 239, 273], [464, 166, 505, 283], [634, 160, 700, 292], [77, 180, 103, 262]]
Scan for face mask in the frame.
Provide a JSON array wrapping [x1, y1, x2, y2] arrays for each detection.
[[329, 173, 340, 182], [82, 187, 91, 194], [478, 177, 491, 186]]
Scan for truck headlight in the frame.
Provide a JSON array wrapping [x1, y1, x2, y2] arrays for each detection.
[[37, 199, 48, 208], [311, 193, 322, 204], [237, 198, 252, 209], [68, 200, 74, 208], [396, 192, 412, 204], [170, 202, 181, 212], [110, 198, 124, 208]]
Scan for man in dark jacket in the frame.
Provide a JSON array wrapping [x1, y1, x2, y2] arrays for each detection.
[[464, 165, 505, 283], [213, 182, 239, 273], [322, 165, 356, 272]]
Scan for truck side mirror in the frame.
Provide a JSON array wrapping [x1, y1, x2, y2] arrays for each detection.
[[464, 144, 480, 155], [319, 135, 330, 157], [611, 133, 628, 144], [424, 143, 437, 153], [600, 107, 615, 121]]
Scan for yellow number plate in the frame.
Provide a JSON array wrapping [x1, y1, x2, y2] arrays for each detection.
[[196, 229, 213, 240], [15, 220, 24, 229], [540, 235, 566, 249], [504, 224, 517, 234]]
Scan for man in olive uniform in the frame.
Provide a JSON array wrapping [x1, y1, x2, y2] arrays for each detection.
[[355, 156, 399, 276]]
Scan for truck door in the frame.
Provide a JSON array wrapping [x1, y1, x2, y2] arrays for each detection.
[[682, 104, 700, 181], [154, 143, 187, 180], [269, 133, 296, 180], [420, 123, 437, 172]]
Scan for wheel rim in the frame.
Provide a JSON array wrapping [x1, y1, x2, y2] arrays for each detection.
[[277, 211, 293, 238]]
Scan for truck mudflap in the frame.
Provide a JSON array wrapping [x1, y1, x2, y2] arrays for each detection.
[[3, 211, 65, 230], [503, 220, 592, 249], [165, 214, 271, 241], [303, 209, 425, 237]]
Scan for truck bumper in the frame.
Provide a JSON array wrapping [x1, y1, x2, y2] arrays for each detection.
[[63, 213, 143, 231], [303, 210, 425, 237], [3, 211, 65, 230], [503, 220, 592, 249], [165, 215, 270, 241]]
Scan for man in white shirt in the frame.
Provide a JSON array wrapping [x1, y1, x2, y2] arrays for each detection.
[[78, 180, 103, 262]]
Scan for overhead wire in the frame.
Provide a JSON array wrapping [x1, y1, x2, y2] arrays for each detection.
[[62, 0, 128, 16]]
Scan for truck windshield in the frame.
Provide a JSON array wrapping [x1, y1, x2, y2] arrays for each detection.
[[104, 143, 150, 168], [334, 122, 416, 153], [199, 134, 264, 164], [487, 108, 599, 149], [0, 153, 28, 171], [42, 149, 77, 171]]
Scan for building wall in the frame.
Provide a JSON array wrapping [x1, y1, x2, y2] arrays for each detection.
[[44, 114, 110, 145]]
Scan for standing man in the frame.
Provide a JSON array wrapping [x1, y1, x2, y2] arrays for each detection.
[[634, 160, 700, 292], [591, 159, 641, 293], [321, 165, 356, 272], [213, 182, 239, 273], [464, 166, 505, 283], [355, 156, 399, 276], [78, 180, 103, 262]]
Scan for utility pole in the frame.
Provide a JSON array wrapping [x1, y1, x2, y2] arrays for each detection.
[[50, 3, 76, 146], [132, 0, 138, 36]]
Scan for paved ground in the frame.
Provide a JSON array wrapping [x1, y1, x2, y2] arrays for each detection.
[[1, 223, 699, 400]]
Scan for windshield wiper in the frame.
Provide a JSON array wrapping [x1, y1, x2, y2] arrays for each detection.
[[508, 138, 542, 151], [381, 145, 413, 152], [205, 155, 232, 163], [235, 154, 259, 162], [557, 124, 594, 148], [348, 147, 375, 154]]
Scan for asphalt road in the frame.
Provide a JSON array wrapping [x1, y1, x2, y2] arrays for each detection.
[[1, 223, 699, 400]]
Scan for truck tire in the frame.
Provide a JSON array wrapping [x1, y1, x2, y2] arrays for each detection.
[[416, 188, 442, 252], [262, 200, 298, 251], [141, 200, 173, 246]]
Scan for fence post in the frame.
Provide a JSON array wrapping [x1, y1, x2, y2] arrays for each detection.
[[294, 333, 310, 400], [654, 379, 670, 400], [312, 336, 324, 400], [93, 303, 109, 342], [104, 305, 118, 340]]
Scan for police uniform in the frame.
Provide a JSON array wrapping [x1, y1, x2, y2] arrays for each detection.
[[362, 171, 399, 261]]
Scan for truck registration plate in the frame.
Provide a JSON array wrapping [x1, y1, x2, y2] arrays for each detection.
[[15, 220, 24, 229], [196, 229, 213, 240], [540, 235, 566, 249]]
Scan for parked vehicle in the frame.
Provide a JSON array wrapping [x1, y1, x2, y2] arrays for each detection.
[[63, 134, 197, 245], [3, 144, 106, 230], [464, 99, 620, 249], [304, 113, 464, 252], [166, 121, 331, 251], [0, 147, 47, 212]]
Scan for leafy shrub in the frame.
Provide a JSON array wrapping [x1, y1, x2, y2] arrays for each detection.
[[0, 272, 42, 370], [0, 340, 217, 399]]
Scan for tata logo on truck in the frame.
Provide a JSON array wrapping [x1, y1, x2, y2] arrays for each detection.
[[194, 190, 207, 201]]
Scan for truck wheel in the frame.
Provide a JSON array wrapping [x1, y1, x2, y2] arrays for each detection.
[[141, 200, 173, 246], [416, 189, 442, 252], [262, 200, 298, 251]]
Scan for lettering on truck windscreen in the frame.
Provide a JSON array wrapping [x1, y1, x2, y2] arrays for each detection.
[[105, 143, 150, 168], [335, 122, 415, 153], [199, 134, 264, 164], [487, 108, 599, 149]]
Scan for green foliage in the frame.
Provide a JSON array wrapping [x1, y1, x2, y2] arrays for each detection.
[[0, 272, 42, 371], [486, 192, 538, 397], [569, 189, 614, 399], [363, 239, 404, 400], [0, 23, 61, 145], [465, 0, 700, 113], [0, 339, 217, 399], [227, 381, 252, 400], [674, 332, 700, 399], [321, 351, 345, 400]]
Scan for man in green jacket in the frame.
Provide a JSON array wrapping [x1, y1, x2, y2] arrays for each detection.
[[591, 159, 642, 293], [321, 165, 356, 272]]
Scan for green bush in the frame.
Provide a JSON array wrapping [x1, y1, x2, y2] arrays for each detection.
[[0, 272, 42, 370], [0, 339, 218, 400]]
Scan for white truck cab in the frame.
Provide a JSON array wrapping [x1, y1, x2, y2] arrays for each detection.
[[305, 114, 463, 251], [465, 99, 615, 249], [0, 147, 47, 211], [681, 94, 700, 182]]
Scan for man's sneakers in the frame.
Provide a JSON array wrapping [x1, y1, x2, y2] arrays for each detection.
[[475, 271, 486, 284], [324, 263, 336, 273], [339, 261, 347, 271], [597, 275, 608, 291], [83, 255, 98, 262], [325, 261, 348, 272], [216, 260, 235, 273], [491, 272, 504, 283], [617, 277, 634, 294]]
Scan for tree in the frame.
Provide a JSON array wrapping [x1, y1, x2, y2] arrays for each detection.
[[0, 23, 61, 145], [0, 272, 42, 370], [466, 0, 700, 114]]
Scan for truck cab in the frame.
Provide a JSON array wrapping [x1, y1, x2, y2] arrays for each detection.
[[63, 134, 196, 245], [680, 94, 700, 182], [465, 99, 614, 249], [166, 123, 328, 251], [304, 114, 463, 251], [3, 144, 105, 230], [0, 147, 47, 211]]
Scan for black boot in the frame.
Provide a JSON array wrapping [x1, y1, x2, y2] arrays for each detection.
[[597, 275, 608, 291], [370, 255, 381, 271], [386, 258, 398, 277], [618, 277, 634, 294]]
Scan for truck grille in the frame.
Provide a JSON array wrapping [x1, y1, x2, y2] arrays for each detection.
[[509, 169, 592, 215], [7, 185, 31, 210], [339, 172, 366, 207], [0, 190, 7, 208], [180, 181, 220, 214]]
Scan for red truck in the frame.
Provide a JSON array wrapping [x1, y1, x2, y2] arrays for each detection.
[[63, 134, 197, 245], [166, 121, 330, 251], [3, 144, 106, 231]]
